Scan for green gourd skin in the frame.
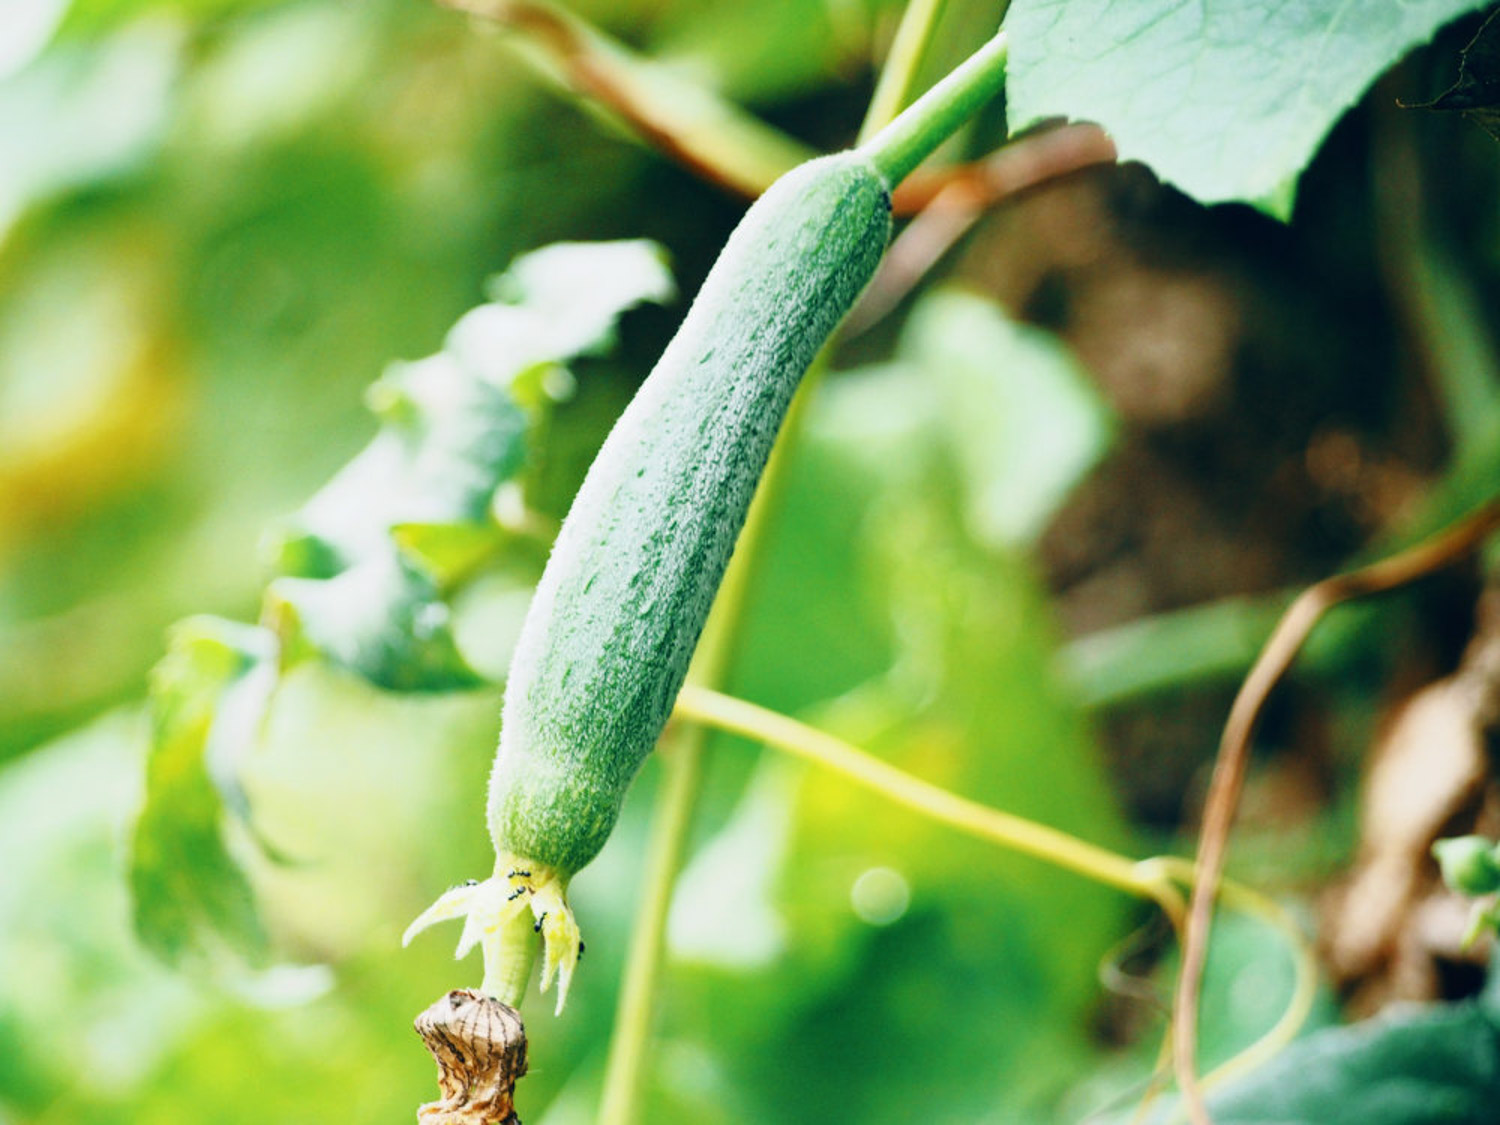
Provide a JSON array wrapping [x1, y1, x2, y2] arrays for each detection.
[[487, 149, 892, 877], [404, 149, 893, 1013], [404, 31, 1007, 1012]]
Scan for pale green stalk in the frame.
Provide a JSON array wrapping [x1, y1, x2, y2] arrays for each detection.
[[673, 687, 1318, 1097], [857, 29, 1008, 187], [858, 0, 952, 144], [595, 359, 827, 1125]]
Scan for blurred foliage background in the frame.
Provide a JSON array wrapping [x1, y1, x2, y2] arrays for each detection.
[[6, 0, 1500, 1122]]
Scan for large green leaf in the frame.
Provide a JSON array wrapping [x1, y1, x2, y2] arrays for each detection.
[[1005, 0, 1492, 213], [129, 239, 673, 969], [2, 685, 504, 1125]]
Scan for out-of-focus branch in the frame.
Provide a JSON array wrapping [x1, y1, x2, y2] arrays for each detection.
[[891, 122, 1116, 210], [438, 0, 812, 198], [857, 0, 950, 143]]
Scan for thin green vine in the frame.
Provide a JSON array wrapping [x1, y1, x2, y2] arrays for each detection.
[[857, 0, 952, 144], [676, 685, 1164, 903], [672, 685, 1318, 1099], [857, 29, 1008, 187], [595, 717, 707, 1125], [594, 357, 829, 1125]]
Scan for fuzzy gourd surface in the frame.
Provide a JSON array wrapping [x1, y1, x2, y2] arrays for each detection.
[[404, 149, 892, 1012], [403, 26, 1011, 1013], [489, 150, 892, 874]]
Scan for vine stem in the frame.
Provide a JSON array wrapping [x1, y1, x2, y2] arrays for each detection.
[[596, 23, 1014, 1120], [671, 685, 1318, 1100], [677, 684, 1159, 902], [594, 713, 704, 1125], [857, 0, 951, 144], [1152, 859, 1319, 1091], [857, 28, 1008, 188], [594, 359, 827, 1125], [1172, 495, 1500, 1125]]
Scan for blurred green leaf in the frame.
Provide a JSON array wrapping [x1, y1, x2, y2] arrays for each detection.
[[1005, 0, 1493, 213], [269, 554, 484, 691], [130, 615, 277, 965], [757, 499, 1125, 1123], [1195, 988, 1500, 1124], [177, 2, 378, 150], [0, 0, 69, 78], [262, 239, 673, 690], [58, 0, 295, 39], [1060, 594, 1293, 708], [129, 238, 672, 980], [727, 525, 1128, 1123], [235, 661, 502, 964], [1390, 234, 1500, 473], [0, 710, 208, 1116], [0, 22, 179, 239], [901, 287, 1113, 549]]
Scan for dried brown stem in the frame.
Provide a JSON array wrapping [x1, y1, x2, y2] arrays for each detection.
[[415, 990, 529, 1125], [436, 0, 808, 198], [440, 0, 1113, 217], [1172, 496, 1500, 1125]]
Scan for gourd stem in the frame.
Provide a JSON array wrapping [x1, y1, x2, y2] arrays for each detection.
[[596, 358, 830, 1125], [857, 29, 1008, 188], [857, 0, 952, 145], [595, 722, 705, 1125], [488, 905, 540, 1008]]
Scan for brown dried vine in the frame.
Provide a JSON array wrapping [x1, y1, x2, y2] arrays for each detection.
[[1173, 496, 1500, 1125], [435, 0, 806, 199]]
